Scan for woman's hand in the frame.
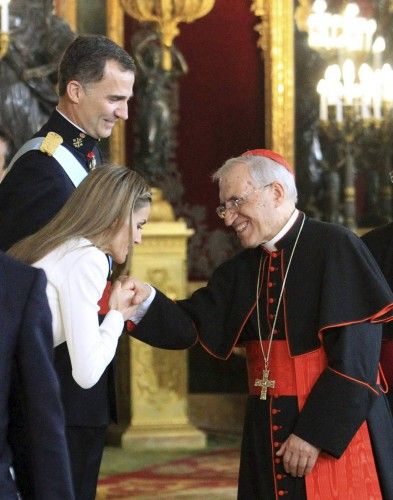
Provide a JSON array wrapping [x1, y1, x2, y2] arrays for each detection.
[[108, 276, 152, 320], [115, 275, 152, 305], [108, 279, 137, 320]]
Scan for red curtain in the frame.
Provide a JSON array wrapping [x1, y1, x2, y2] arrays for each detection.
[[125, 0, 264, 226]]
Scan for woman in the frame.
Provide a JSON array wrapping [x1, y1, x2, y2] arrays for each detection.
[[8, 164, 152, 499], [9, 164, 151, 387]]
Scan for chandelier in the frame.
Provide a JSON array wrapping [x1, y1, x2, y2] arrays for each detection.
[[307, 0, 377, 53], [317, 59, 393, 122], [306, 0, 393, 229], [309, 0, 391, 124]]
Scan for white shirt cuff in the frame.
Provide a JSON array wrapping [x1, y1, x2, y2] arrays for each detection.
[[129, 285, 156, 324]]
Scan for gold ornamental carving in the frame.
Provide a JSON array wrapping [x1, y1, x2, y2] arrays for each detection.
[[107, 0, 126, 165], [55, 0, 77, 31], [149, 187, 175, 222], [120, 0, 215, 70], [251, 0, 294, 168], [132, 341, 185, 421], [121, 218, 205, 450], [0, 32, 9, 60], [294, 0, 312, 32]]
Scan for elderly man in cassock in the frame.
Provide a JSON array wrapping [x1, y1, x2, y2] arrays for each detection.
[[129, 149, 393, 500]]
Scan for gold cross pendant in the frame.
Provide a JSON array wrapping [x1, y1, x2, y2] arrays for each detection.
[[255, 368, 275, 400]]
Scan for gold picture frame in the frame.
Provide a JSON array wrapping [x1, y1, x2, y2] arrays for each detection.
[[106, 0, 126, 165], [55, 0, 77, 31], [252, 0, 295, 166]]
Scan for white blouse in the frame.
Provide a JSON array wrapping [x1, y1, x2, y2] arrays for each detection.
[[34, 237, 124, 389]]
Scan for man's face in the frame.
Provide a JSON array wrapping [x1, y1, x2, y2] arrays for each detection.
[[218, 163, 279, 248], [76, 60, 135, 139]]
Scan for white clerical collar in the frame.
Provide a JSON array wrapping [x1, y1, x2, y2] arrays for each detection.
[[262, 209, 299, 252], [56, 108, 88, 135]]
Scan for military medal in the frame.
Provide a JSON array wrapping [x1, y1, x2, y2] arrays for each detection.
[[87, 151, 97, 171], [73, 132, 85, 149]]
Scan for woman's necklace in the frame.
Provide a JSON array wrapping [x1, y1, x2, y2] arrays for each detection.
[[254, 213, 305, 400]]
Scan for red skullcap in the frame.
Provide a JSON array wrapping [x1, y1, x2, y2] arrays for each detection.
[[241, 149, 294, 176]]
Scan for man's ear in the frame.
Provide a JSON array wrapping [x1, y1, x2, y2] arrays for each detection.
[[66, 80, 84, 104], [271, 182, 285, 206]]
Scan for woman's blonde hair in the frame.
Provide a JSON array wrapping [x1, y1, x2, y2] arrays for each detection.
[[8, 164, 151, 264]]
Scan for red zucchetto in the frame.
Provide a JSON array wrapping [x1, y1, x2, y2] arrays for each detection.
[[241, 148, 294, 176]]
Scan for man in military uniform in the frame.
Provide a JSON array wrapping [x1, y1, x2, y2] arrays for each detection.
[[0, 34, 136, 500], [0, 34, 135, 250]]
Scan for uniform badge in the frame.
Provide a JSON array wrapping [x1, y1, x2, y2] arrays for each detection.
[[73, 137, 83, 148]]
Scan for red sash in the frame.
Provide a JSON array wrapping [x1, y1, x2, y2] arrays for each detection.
[[245, 340, 382, 499], [97, 280, 112, 315]]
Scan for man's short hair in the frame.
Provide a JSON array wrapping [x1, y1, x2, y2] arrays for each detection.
[[57, 34, 136, 96]]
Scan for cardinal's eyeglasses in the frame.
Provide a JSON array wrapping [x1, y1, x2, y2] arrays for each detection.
[[216, 183, 273, 219]]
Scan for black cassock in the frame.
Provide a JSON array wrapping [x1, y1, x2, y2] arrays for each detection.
[[362, 222, 393, 413], [134, 213, 393, 500]]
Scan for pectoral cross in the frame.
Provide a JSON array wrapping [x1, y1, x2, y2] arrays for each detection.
[[255, 368, 275, 400]]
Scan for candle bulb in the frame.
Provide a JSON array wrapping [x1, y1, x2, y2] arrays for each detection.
[[372, 68, 382, 121], [373, 95, 382, 120], [336, 98, 343, 123], [317, 79, 328, 121], [372, 36, 385, 70], [335, 82, 343, 123], [361, 97, 370, 120], [358, 63, 373, 120], [365, 19, 377, 52]]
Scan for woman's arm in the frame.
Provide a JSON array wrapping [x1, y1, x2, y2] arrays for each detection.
[[58, 249, 125, 388]]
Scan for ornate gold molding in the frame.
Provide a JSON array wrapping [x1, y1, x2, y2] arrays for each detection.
[[121, 220, 205, 450], [55, 0, 77, 31], [294, 0, 312, 32], [251, 0, 294, 168], [120, 0, 215, 70], [107, 0, 126, 165]]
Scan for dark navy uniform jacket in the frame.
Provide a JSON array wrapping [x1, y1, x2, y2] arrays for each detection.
[[0, 110, 102, 252], [0, 251, 74, 499]]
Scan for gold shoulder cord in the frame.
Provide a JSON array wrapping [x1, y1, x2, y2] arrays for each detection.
[[39, 131, 64, 156]]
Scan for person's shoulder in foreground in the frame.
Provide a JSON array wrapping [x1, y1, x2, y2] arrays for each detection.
[[0, 251, 74, 499]]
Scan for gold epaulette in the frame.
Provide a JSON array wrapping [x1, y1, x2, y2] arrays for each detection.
[[39, 131, 63, 156]]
